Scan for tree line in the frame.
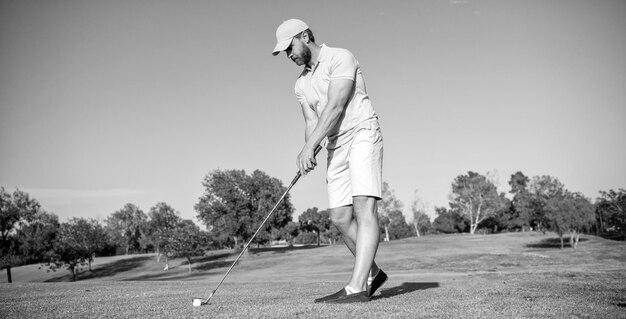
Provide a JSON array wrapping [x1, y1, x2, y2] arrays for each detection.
[[1, 188, 207, 283], [429, 171, 624, 248], [2, 169, 623, 283]]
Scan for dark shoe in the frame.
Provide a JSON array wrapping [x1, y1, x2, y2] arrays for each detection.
[[325, 291, 370, 304], [367, 269, 388, 297], [314, 288, 346, 303]]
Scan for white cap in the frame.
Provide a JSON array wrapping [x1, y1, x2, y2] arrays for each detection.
[[272, 19, 309, 56]]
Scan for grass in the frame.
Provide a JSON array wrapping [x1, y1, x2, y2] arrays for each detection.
[[1, 232, 624, 318]]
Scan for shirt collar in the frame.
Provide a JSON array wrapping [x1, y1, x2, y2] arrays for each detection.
[[304, 43, 328, 72], [317, 43, 328, 62]]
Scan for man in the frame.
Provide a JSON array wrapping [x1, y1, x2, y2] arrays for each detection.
[[272, 19, 387, 303]]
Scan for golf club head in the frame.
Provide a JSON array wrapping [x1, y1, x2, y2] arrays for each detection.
[[192, 291, 215, 307], [192, 298, 203, 307], [192, 297, 210, 307]]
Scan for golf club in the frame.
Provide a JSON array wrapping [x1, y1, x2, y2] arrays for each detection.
[[193, 144, 322, 307]]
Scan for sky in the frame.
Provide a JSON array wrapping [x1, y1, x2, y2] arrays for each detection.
[[1, 0, 625, 226]]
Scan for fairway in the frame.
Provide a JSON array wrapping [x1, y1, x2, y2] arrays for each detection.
[[1, 232, 624, 318]]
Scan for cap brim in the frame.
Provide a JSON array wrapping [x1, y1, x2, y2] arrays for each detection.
[[272, 38, 292, 56]]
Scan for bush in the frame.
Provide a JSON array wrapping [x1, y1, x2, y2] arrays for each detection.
[[294, 232, 318, 245]]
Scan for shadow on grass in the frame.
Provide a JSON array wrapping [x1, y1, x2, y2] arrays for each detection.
[[123, 259, 234, 281], [193, 261, 234, 272], [525, 237, 589, 249], [248, 245, 325, 255], [121, 268, 225, 281], [601, 233, 625, 241], [373, 282, 440, 300], [45, 256, 152, 282], [192, 253, 233, 264]]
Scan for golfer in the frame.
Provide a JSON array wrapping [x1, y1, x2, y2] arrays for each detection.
[[272, 19, 387, 303]]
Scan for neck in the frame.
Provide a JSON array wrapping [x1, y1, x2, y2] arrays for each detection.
[[306, 43, 321, 68]]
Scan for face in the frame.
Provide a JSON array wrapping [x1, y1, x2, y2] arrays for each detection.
[[285, 37, 311, 66]]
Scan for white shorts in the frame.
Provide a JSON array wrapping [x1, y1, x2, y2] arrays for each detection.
[[326, 120, 383, 208]]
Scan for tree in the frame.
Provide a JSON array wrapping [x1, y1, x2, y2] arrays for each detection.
[[195, 169, 295, 249], [411, 190, 431, 237], [105, 203, 147, 255], [295, 231, 319, 245], [0, 188, 40, 283], [528, 175, 565, 232], [378, 182, 404, 241], [16, 210, 60, 264], [568, 193, 596, 246], [325, 224, 343, 245], [480, 193, 510, 233], [509, 171, 530, 195], [145, 202, 181, 262], [432, 206, 469, 233], [67, 218, 106, 271], [596, 189, 626, 239], [165, 220, 207, 273], [273, 221, 300, 246], [45, 219, 91, 281], [386, 210, 415, 240], [545, 191, 595, 249], [546, 193, 573, 248], [298, 207, 331, 246], [449, 172, 506, 234], [504, 172, 533, 231]]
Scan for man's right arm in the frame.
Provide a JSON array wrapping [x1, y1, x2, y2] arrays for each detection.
[[295, 87, 320, 174], [302, 103, 318, 142], [296, 88, 318, 142]]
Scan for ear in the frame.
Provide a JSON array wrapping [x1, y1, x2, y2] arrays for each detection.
[[301, 31, 310, 43]]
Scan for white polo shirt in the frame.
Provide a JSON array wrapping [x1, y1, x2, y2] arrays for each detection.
[[295, 44, 378, 149]]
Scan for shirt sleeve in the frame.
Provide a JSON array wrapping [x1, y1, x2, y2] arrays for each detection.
[[295, 82, 309, 108], [329, 49, 357, 81]]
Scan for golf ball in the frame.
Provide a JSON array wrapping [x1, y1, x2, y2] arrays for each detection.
[[192, 299, 202, 307]]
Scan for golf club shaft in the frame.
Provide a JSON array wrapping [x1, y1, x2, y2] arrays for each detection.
[[205, 144, 322, 303]]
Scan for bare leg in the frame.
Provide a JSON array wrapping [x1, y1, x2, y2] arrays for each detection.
[[346, 196, 379, 291], [329, 201, 380, 290]]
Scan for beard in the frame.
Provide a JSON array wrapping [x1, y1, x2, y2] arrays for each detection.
[[300, 45, 311, 65], [293, 44, 312, 66]]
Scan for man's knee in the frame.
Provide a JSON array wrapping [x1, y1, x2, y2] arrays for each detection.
[[353, 196, 378, 220], [329, 206, 353, 230], [353, 196, 377, 212]]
